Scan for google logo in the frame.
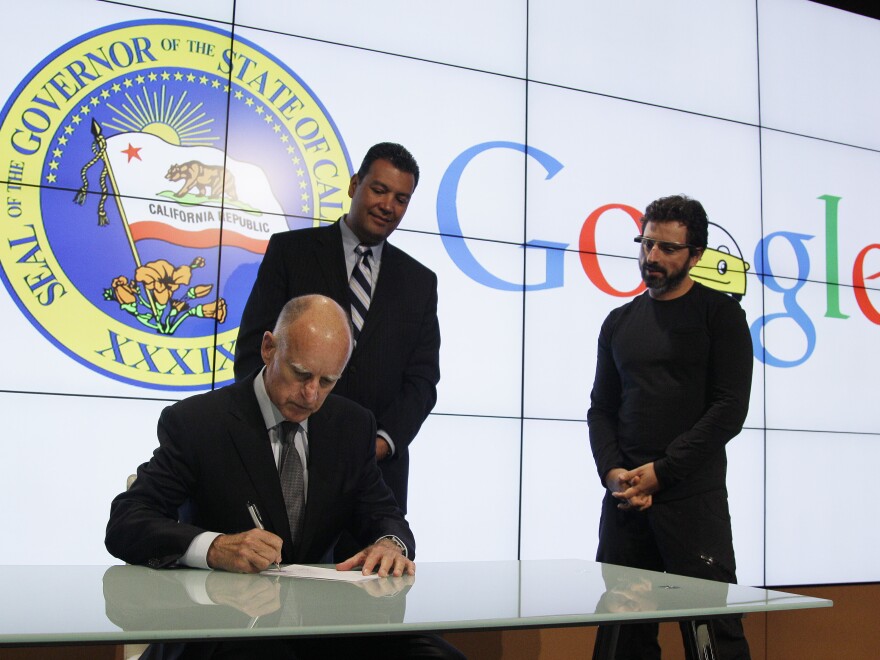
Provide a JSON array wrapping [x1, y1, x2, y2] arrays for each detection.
[[437, 142, 880, 369]]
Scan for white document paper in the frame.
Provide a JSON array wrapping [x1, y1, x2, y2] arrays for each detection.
[[260, 564, 378, 582]]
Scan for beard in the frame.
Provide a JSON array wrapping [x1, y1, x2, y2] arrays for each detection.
[[640, 257, 689, 296]]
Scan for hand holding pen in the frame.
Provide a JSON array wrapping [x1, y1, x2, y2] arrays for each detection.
[[205, 522, 283, 574], [247, 501, 282, 570]]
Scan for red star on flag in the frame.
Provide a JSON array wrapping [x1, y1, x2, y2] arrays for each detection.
[[122, 143, 142, 162]]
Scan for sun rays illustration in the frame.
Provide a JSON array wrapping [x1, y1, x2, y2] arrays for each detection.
[[103, 85, 219, 146]]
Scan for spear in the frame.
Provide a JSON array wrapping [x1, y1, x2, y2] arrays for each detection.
[[89, 119, 159, 320]]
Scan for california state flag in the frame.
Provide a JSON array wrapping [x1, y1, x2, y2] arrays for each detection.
[[104, 132, 287, 253]]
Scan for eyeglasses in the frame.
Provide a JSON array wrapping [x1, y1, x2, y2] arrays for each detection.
[[633, 236, 699, 255]]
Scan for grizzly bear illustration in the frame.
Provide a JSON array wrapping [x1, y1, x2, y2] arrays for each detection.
[[165, 161, 238, 201]]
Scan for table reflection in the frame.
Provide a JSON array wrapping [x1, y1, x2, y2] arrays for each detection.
[[102, 566, 412, 634], [596, 562, 732, 615]]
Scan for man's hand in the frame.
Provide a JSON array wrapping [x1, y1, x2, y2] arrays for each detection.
[[375, 437, 392, 462], [335, 538, 415, 577], [354, 573, 415, 598], [611, 462, 659, 511], [604, 468, 630, 494], [600, 576, 657, 613], [206, 529, 283, 573], [205, 572, 282, 616]]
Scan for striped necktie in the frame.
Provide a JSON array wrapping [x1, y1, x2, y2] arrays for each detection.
[[349, 244, 373, 341], [278, 421, 305, 548]]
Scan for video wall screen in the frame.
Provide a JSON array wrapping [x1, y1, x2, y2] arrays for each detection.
[[1, 0, 878, 586]]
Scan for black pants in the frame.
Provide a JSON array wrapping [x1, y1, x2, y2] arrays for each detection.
[[144, 634, 465, 659], [594, 489, 751, 660]]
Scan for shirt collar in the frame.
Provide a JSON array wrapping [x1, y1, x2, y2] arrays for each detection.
[[340, 215, 384, 263]]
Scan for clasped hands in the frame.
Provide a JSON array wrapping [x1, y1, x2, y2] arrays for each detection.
[[207, 529, 414, 577], [606, 463, 658, 511]]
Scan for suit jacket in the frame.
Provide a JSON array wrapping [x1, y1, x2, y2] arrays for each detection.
[[105, 374, 414, 567], [234, 221, 441, 510]]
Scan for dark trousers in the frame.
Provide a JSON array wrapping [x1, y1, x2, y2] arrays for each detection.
[[594, 489, 751, 660], [144, 634, 465, 659]]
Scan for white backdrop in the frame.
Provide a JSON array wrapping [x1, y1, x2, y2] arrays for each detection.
[[0, 0, 878, 587]]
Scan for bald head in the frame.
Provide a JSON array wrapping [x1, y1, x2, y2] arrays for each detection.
[[273, 295, 353, 359], [260, 295, 353, 422]]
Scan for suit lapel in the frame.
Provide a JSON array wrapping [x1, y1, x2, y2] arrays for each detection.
[[313, 221, 349, 304], [356, 240, 400, 347], [297, 408, 338, 557], [226, 378, 293, 549]]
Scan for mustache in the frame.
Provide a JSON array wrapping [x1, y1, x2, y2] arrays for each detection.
[[642, 261, 667, 275]]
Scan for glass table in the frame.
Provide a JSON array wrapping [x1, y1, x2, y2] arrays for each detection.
[[0, 560, 831, 659]]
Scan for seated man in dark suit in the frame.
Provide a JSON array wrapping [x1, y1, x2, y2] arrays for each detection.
[[106, 295, 461, 658]]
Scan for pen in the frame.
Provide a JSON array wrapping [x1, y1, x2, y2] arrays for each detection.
[[247, 501, 281, 570]]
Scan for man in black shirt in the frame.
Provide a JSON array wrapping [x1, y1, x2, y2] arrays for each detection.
[[588, 195, 753, 659]]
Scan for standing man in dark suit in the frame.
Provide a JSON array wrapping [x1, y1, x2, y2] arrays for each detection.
[[106, 295, 462, 658], [235, 143, 440, 532]]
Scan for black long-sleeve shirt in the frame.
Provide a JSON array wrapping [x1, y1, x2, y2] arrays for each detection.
[[588, 282, 753, 501]]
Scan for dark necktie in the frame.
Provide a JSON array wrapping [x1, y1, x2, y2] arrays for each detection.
[[278, 421, 305, 549], [348, 244, 373, 341]]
